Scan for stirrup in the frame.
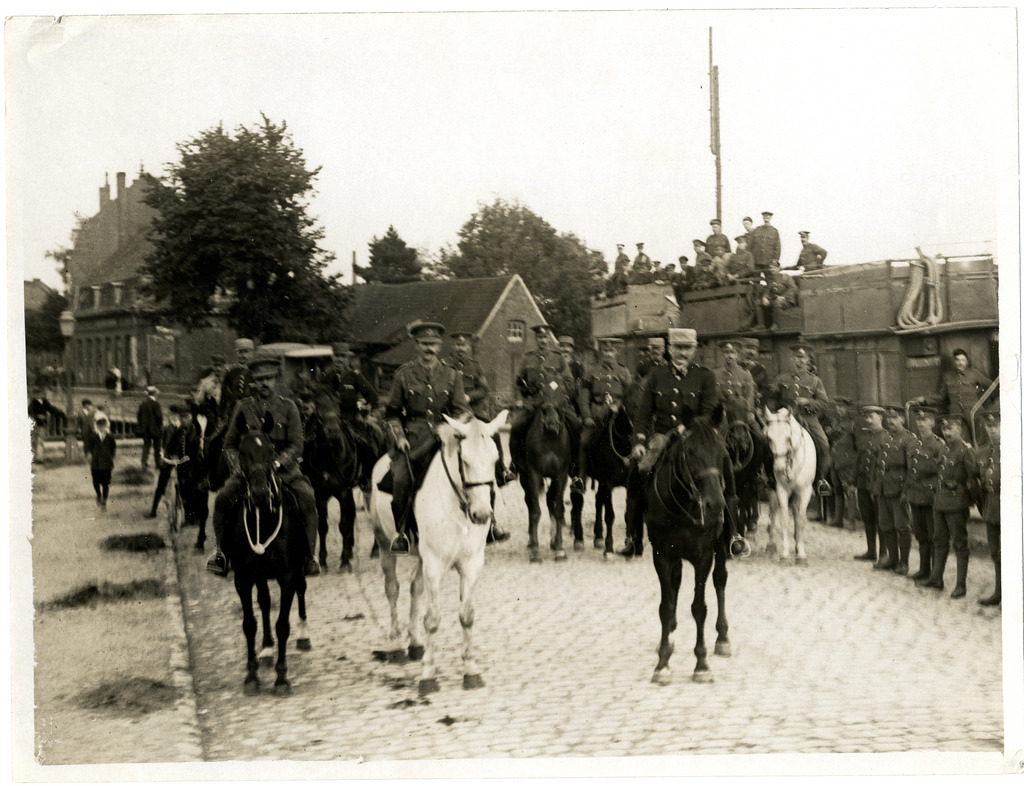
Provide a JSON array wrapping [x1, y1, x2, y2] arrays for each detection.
[[815, 479, 833, 497], [389, 532, 410, 555], [730, 535, 751, 559], [570, 476, 585, 494]]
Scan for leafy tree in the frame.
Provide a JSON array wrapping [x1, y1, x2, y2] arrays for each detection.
[[141, 115, 349, 343], [25, 289, 69, 355], [435, 199, 607, 341], [356, 225, 423, 284]]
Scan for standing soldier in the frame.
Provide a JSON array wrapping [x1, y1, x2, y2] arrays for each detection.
[[578, 337, 633, 485], [446, 331, 511, 544], [749, 210, 781, 270], [912, 348, 993, 443], [972, 411, 1001, 605], [508, 323, 581, 488], [385, 321, 471, 554], [905, 405, 943, 581], [873, 406, 917, 573], [918, 414, 976, 597], [770, 343, 832, 496], [623, 328, 720, 559], [136, 386, 163, 471], [789, 231, 828, 271], [324, 340, 382, 486], [853, 405, 888, 562], [705, 218, 731, 259], [824, 395, 857, 528]]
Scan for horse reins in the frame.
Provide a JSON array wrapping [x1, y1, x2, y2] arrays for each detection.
[[650, 434, 724, 529], [242, 469, 284, 555]]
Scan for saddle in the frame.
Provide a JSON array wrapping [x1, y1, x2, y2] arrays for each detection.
[[376, 434, 441, 495]]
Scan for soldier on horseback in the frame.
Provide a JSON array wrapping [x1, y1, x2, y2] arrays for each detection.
[[385, 321, 471, 554], [322, 341, 383, 491], [578, 337, 632, 486], [769, 343, 833, 497], [508, 323, 582, 490], [206, 350, 321, 578]]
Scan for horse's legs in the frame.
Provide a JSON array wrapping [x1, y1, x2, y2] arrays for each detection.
[[418, 554, 444, 696], [777, 487, 792, 559], [691, 553, 714, 682], [380, 549, 402, 641], [256, 578, 274, 663], [570, 488, 584, 547], [524, 473, 543, 563], [337, 488, 356, 572], [407, 559, 425, 662], [593, 484, 605, 544], [235, 576, 260, 693], [548, 477, 568, 561], [712, 538, 731, 657], [794, 487, 811, 563], [295, 574, 311, 651], [315, 487, 329, 568], [274, 582, 295, 694], [599, 483, 615, 554], [652, 553, 682, 684], [457, 551, 486, 690]]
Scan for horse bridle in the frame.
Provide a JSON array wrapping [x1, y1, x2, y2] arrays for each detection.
[[651, 433, 725, 529], [241, 461, 284, 555], [606, 400, 633, 463], [440, 437, 496, 517], [769, 416, 803, 481]]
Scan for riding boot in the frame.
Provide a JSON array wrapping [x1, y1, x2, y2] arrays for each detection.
[[827, 485, 846, 527], [979, 560, 1001, 606], [854, 493, 877, 561], [895, 531, 912, 575], [486, 488, 510, 544], [919, 547, 948, 589], [950, 552, 969, 599], [910, 542, 932, 581], [390, 499, 412, 554], [873, 532, 898, 571]]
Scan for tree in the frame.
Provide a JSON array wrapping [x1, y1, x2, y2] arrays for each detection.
[[25, 290, 69, 355], [435, 199, 607, 341], [141, 115, 349, 343], [356, 225, 423, 284]]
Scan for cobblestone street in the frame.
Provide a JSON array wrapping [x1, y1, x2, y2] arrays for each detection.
[[175, 483, 1006, 767]]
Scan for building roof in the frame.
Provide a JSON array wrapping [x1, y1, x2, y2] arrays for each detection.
[[24, 279, 56, 311], [347, 276, 520, 346]]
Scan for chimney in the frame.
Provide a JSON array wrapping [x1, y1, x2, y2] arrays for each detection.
[[116, 172, 126, 248], [99, 172, 110, 208]]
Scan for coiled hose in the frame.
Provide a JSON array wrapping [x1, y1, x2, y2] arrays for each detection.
[[896, 247, 945, 328]]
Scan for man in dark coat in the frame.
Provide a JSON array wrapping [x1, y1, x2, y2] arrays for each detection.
[[704, 219, 731, 259], [136, 386, 163, 470], [972, 410, 1001, 605], [913, 348, 994, 443], [905, 406, 943, 580], [748, 210, 781, 270], [789, 231, 828, 271], [769, 343, 832, 495]]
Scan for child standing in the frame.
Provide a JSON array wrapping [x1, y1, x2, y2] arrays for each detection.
[[85, 410, 117, 509]]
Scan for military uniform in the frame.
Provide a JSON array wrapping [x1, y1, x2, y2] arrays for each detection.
[[905, 420, 943, 580], [971, 412, 1000, 604], [824, 399, 858, 526], [874, 419, 917, 572], [923, 425, 976, 595], [749, 216, 781, 269], [921, 366, 993, 436], [704, 228, 731, 258], [578, 351, 633, 482], [770, 364, 831, 485], [714, 361, 756, 424], [212, 391, 319, 567], [794, 233, 827, 270], [853, 415, 889, 561], [739, 341, 771, 410], [509, 344, 578, 469]]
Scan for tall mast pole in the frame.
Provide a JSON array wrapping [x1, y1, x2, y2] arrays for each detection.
[[709, 27, 722, 222]]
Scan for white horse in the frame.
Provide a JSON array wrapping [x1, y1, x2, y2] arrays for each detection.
[[764, 407, 816, 564], [369, 410, 507, 695]]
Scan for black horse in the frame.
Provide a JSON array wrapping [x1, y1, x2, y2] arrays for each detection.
[[224, 424, 310, 695], [646, 407, 733, 684], [721, 417, 771, 541], [512, 402, 573, 563], [303, 389, 386, 573], [576, 405, 633, 558]]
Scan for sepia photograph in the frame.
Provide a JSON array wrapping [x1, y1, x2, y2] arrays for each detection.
[[7, 5, 1022, 780]]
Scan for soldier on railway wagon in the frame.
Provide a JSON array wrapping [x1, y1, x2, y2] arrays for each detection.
[[788, 231, 828, 271], [578, 337, 633, 486], [912, 348, 993, 444], [705, 218, 731, 259], [748, 210, 781, 270], [873, 406, 917, 574], [853, 405, 888, 563], [971, 410, 1001, 606], [905, 405, 943, 581], [769, 343, 832, 496]]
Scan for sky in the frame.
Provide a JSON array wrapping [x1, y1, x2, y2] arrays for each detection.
[[5, 8, 1018, 291]]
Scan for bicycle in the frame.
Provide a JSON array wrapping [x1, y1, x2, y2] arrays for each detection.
[[161, 456, 190, 533]]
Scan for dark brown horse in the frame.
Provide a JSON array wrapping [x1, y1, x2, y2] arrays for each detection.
[[646, 407, 732, 684], [577, 405, 633, 558], [514, 402, 573, 563], [225, 422, 309, 695]]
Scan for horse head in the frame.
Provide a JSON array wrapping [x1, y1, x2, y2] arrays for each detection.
[[441, 410, 507, 524], [538, 402, 563, 436], [312, 389, 344, 442], [674, 407, 728, 526], [764, 406, 797, 481], [238, 414, 278, 511]]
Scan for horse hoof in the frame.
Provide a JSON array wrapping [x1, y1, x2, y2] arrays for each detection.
[[692, 670, 714, 684], [243, 679, 260, 695], [765, 543, 778, 556], [554, 550, 568, 562], [593, 538, 604, 550], [651, 668, 672, 685], [296, 638, 311, 651], [408, 644, 424, 662], [603, 552, 613, 562], [462, 673, 485, 690], [714, 641, 732, 657], [529, 551, 542, 564], [573, 540, 584, 552], [318, 554, 327, 569], [795, 555, 808, 566], [338, 560, 353, 574], [274, 680, 291, 696], [418, 678, 440, 696]]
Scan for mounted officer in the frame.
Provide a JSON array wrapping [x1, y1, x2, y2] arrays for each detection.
[[206, 350, 321, 578], [445, 330, 511, 544], [622, 328, 721, 559], [558, 335, 587, 493], [385, 321, 471, 554], [578, 336, 633, 486], [739, 338, 771, 409], [714, 340, 757, 427], [508, 322, 581, 489], [769, 343, 832, 497], [323, 341, 383, 489]]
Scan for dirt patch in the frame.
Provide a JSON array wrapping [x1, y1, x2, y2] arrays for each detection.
[[77, 676, 180, 717], [102, 532, 166, 552], [40, 578, 166, 610], [372, 649, 409, 664], [117, 466, 153, 486]]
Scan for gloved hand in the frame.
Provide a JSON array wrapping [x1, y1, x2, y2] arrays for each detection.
[[630, 443, 647, 463], [395, 436, 410, 454], [584, 417, 596, 429]]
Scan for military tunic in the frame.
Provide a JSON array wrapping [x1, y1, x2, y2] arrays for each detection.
[[385, 360, 469, 446], [324, 367, 378, 417], [796, 243, 828, 270], [923, 367, 994, 427], [906, 431, 944, 563], [749, 224, 781, 269], [634, 363, 720, 439], [875, 426, 916, 539], [972, 440, 1000, 564], [445, 354, 491, 420], [580, 361, 633, 423], [714, 363, 756, 421], [515, 350, 575, 412], [932, 436, 976, 562], [705, 232, 732, 258]]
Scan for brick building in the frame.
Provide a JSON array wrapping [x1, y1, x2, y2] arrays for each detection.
[[344, 275, 546, 406]]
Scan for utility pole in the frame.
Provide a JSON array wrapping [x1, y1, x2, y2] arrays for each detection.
[[709, 27, 722, 223]]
